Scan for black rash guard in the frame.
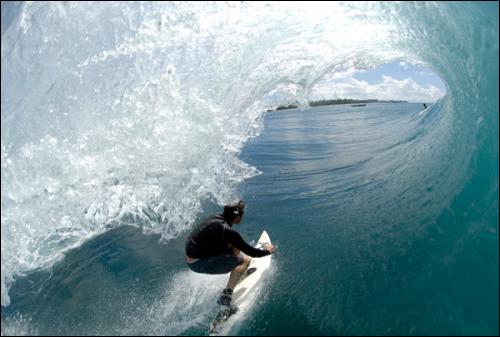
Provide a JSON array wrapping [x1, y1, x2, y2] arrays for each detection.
[[185, 214, 270, 259]]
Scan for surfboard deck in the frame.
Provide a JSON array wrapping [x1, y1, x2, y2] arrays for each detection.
[[209, 230, 272, 335]]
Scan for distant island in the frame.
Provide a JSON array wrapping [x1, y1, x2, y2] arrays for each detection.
[[269, 99, 408, 111], [310, 99, 407, 106], [275, 104, 299, 110]]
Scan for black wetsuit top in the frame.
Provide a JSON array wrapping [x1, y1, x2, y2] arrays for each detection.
[[185, 214, 270, 259]]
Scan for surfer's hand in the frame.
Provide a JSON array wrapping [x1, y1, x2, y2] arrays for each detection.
[[263, 243, 276, 254]]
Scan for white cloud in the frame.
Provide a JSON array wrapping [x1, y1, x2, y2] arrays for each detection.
[[398, 61, 410, 70], [311, 73, 445, 103]]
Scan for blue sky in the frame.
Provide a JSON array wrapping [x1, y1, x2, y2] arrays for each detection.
[[353, 61, 446, 93], [310, 59, 447, 103]]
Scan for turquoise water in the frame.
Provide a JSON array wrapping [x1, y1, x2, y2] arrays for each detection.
[[1, 2, 498, 336], [238, 103, 498, 335]]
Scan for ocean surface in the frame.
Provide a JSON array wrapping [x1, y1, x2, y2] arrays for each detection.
[[1, 2, 498, 336]]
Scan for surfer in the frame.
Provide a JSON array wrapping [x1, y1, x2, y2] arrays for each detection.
[[185, 200, 276, 308]]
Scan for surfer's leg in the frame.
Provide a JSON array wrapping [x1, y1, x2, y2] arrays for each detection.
[[217, 254, 251, 307], [225, 255, 251, 291]]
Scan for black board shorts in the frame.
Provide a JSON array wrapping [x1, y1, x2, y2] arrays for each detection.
[[188, 254, 244, 275]]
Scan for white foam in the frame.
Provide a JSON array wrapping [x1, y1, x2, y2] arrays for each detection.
[[134, 271, 226, 335]]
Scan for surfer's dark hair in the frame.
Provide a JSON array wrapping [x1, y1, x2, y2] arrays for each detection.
[[223, 200, 245, 223]]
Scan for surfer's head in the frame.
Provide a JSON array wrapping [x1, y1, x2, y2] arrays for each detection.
[[223, 200, 245, 225]]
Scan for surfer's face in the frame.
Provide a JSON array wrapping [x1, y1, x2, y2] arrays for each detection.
[[234, 214, 243, 225]]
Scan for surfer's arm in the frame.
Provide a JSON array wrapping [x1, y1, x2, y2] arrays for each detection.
[[224, 228, 270, 257]]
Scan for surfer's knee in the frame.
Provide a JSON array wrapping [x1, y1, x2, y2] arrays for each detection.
[[243, 255, 252, 265], [234, 256, 251, 273]]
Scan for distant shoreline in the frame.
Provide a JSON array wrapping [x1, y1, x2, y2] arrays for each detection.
[[270, 99, 409, 111]]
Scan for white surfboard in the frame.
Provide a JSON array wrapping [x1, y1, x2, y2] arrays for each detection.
[[418, 105, 431, 115], [209, 230, 272, 335]]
